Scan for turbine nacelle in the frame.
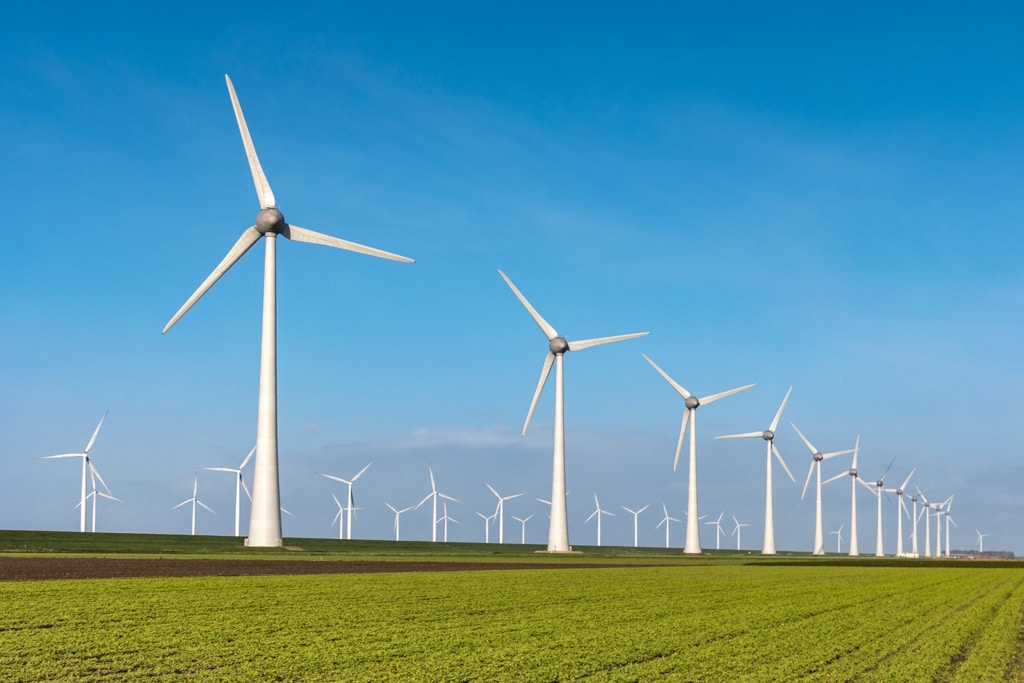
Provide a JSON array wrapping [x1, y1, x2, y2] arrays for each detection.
[[549, 336, 569, 354], [849, 468, 858, 477], [255, 207, 286, 234], [813, 451, 824, 462], [685, 396, 700, 410], [762, 430, 774, 441]]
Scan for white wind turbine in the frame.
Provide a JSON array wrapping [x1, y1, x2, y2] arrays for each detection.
[[657, 503, 681, 549], [716, 387, 795, 555], [705, 511, 726, 550], [440, 501, 459, 543], [642, 354, 754, 555], [76, 461, 120, 533], [416, 467, 459, 542], [499, 269, 647, 552], [37, 411, 108, 533], [476, 511, 496, 543], [976, 529, 987, 554], [831, 524, 844, 554], [918, 488, 935, 557], [173, 474, 215, 536], [731, 515, 749, 550], [870, 458, 896, 557], [162, 75, 413, 549], [329, 493, 346, 540], [909, 490, 922, 558], [203, 446, 255, 537], [512, 514, 534, 544], [933, 497, 945, 555], [621, 504, 649, 548], [791, 422, 854, 555], [884, 468, 915, 557], [319, 462, 372, 540], [942, 496, 957, 558], [585, 492, 615, 547], [486, 483, 524, 544], [385, 503, 413, 542], [822, 435, 872, 556]]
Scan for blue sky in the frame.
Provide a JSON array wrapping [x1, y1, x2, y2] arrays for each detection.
[[2, 4, 1022, 553]]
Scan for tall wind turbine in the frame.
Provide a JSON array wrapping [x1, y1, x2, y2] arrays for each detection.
[[917, 488, 933, 557], [620, 504, 649, 548], [203, 446, 255, 537], [37, 411, 108, 533], [439, 501, 459, 543], [476, 511, 496, 543], [642, 354, 753, 555], [716, 387, 795, 554], [657, 502, 680, 549], [976, 529, 987, 554], [791, 422, 853, 555], [705, 511, 725, 550], [822, 435, 872, 556], [831, 524, 844, 554], [76, 461, 119, 533], [585, 492, 615, 546], [416, 467, 459, 542], [871, 458, 896, 557], [731, 515, 749, 550], [162, 76, 414, 548], [942, 496, 957, 558], [499, 269, 647, 553], [319, 463, 372, 540], [512, 514, 534, 544], [884, 468, 915, 557], [173, 474, 215, 536], [329, 494, 346, 540], [386, 503, 413, 542], [486, 483, 523, 544]]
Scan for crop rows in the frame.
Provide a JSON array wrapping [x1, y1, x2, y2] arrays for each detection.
[[2, 564, 1023, 681]]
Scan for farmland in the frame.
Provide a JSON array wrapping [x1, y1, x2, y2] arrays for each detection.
[[2, 532, 1024, 681]]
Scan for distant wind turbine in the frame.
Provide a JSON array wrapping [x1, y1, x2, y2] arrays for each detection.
[[161, 75, 413, 548], [731, 515, 749, 550], [791, 422, 853, 555], [942, 496, 957, 558], [75, 461, 120, 533], [716, 387, 795, 554], [36, 411, 108, 533], [657, 503, 681, 549], [822, 435, 871, 556], [620, 504, 649, 548], [976, 529, 987, 554], [386, 503, 413, 542], [319, 462, 372, 540], [439, 501, 459, 543], [416, 467, 459, 542], [642, 354, 754, 555], [871, 457, 896, 556], [884, 468, 916, 557], [203, 446, 255, 537], [500, 269, 647, 552], [705, 511, 726, 550], [476, 511, 496, 543], [512, 514, 534, 544], [585, 492, 615, 546], [917, 487, 934, 557], [486, 482, 524, 544], [173, 474, 215, 536], [831, 524, 844, 554]]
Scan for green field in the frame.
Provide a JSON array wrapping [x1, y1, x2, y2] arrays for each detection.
[[3, 531, 1024, 681]]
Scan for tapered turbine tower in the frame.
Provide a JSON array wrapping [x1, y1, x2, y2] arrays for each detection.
[[791, 422, 853, 555], [163, 76, 413, 547], [499, 270, 648, 553], [716, 387, 795, 555], [642, 354, 754, 554], [822, 435, 872, 556]]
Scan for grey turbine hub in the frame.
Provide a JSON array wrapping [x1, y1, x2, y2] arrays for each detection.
[[256, 207, 286, 234], [549, 336, 569, 354]]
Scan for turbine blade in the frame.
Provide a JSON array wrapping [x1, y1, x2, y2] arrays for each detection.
[[672, 409, 691, 472], [700, 383, 756, 406], [568, 332, 649, 352], [88, 461, 113, 496], [84, 411, 108, 453], [852, 435, 860, 469], [240, 477, 252, 502], [283, 224, 414, 263], [498, 270, 557, 340], [225, 74, 275, 209], [900, 468, 916, 491], [789, 421, 817, 456], [523, 352, 555, 436], [197, 501, 215, 514], [821, 449, 855, 460], [858, 477, 878, 494], [715, 432, 763, 440], [439, 493, 460, 503], [351, 462, 373, 482], [239, 446, 256, 470], [641, 354, 691, 399], [485, 482, 500, 499], [773, 444, 796, 482], [822, 471, 847, 486], [163, 226, 263, 333], [801, 461, 814, 500], [37, 453, 85, 460], [769, 387, 793, 433], [318, 472, 347, 485]]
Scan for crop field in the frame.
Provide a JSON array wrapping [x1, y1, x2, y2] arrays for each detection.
[[2, 533, 1024, 681]]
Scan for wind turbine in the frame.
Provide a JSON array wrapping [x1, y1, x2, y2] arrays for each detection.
[[385, 503, 413, 542], [933, 497, 945, 555], [908, 489, 921, 557], [173, 474, 215, 536], [731, 515, 749, 550], [416, 467, 459, 542], [716, 387, 795, 554], [791, 422, 853, 555], [976, 529, 987, 554], [917, 488, 933, 557], [642, 354, 754, 554], [76, 461, 120, 533], [871, 457, 896, 557], [884, 468, 915, 557], [319, 462, 372, 540], [439, 501, 459, 543], [942, 496, 957, 558], [705, 511, 726, 550], [512, 514, 534, 544], [585, 492, 615, 546], [486, 483, 524, 544], [162, 76, 414, 549], [36, 411, 108, 533], [499, 269, 647, 553], [620, 504, 649, 548], [203, 446, 255, 537], [831, 524, 844, 554], [822, 435, 872, 556], [476, 511, 496, 543], [657, 503, 681, 549], [329, 493, 346, 540]]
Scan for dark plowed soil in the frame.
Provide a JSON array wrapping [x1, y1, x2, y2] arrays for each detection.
[[0, 557, 617, 581]]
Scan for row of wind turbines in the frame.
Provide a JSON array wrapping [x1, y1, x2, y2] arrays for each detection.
[[33, 75, 977, 556]]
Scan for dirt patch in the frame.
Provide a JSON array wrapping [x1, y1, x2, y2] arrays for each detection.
[[0, 557, 620, 581]]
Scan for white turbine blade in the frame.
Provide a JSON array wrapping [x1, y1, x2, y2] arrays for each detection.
[[852, 435, 860, 469], [672, 409, 691, 472], [949, 517, 958, 528], [568, 331, 649, 352], [415, 493, 432, 510], [498, 269, 557, 340], [88, 461, 113, 497], [523, 352, 555, 436], [197, 501, 215, 514], [485, 482, 500, 499], [429, 467, 436, 492], [822, 471, 847, 486], [97, 492, 120, 503], [638, 505, 649, 514], [859, 477, 878, 495], [439, 493, 461, 503], [769, 387, 793, 433], [283, 224, 414, 263], [900, 468, 916, 491], [318, 472, 347, 485], [240, 477, 252, 502], [700, 383, 756, 406], [163, 226, 263, 333], [203, 467, 236, 474], [585, 510, 599, 523], [821, 449, 855, 460], [239, 446, 256, 470], [715, 431, 763, 440], [386, 503, 399, 514], [505, 493, 525, 501], [801, 461, 815, 500], [37, 453, 84, 460], [789, 422, 817, 456], [900, 496, 910, 518], [773, 444, 796, 482], [641, 354, 691, 399], [172, 499, 192, 510], [225, 74, 275, 209], [351, 462, 373, 482], [84, 411, 108, 453]]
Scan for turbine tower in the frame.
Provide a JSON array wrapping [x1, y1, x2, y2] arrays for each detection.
[[716, 387, 795, 554], [791, 422, 853, 555], [202, 445, 255, 537], [884, 468, 915, 557], [642, 354, 753, 554], [918, 488, 933, 557], [37, 411, 108, 533], [162, 76, 413, 548], [942, 496, 957, 558], [871, 458, 896, 556], [822, 435, 871, 556], [499, 269, 647, 552]]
